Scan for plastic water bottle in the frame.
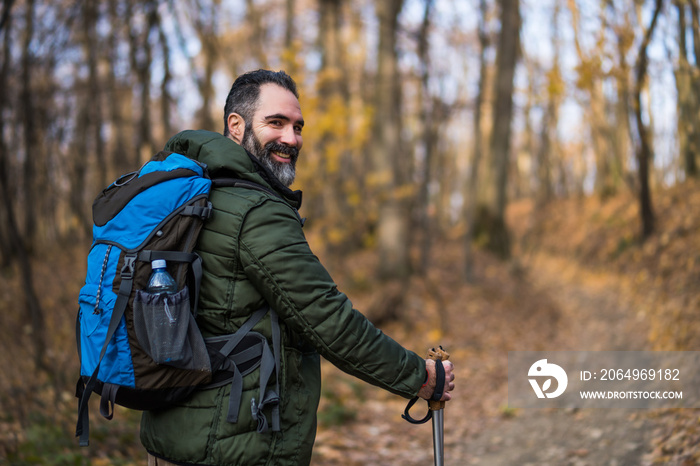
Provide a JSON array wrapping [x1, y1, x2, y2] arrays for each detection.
[[147, 259, 177, 294], [147, 259, 178, 323]]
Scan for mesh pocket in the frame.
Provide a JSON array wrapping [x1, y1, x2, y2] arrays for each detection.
[[133, 288, 209, 371]]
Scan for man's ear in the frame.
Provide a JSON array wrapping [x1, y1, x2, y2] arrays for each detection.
[[227, 113, 245, 144]]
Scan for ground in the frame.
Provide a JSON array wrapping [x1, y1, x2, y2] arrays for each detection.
[[1, 181, 699, 464]]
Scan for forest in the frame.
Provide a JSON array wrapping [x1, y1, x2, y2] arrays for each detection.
[[1, 0, 700, 464]]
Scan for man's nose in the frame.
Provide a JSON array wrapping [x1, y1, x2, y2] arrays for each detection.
[[279, 125, 298, 147]]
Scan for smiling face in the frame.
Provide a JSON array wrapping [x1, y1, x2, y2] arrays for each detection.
[[227, 83, 304, 187]]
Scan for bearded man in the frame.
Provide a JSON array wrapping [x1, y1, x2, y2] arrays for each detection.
[[140, 69, 455, 466]]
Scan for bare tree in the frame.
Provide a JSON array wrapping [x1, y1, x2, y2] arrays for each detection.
[[464, 0, 489, 280], [632, 0, 663, 239], [536, 2, 563, 207], [0, 0, 48, 375], [675, 0, 700, 177], [158, 14, 174, 139], [373, 0, 409, 280], [245, 0, 269, 68], [416, 0, 436, 273], [193, 0, 220, 131], [128, 0, 158, 163], [21, 0, 37, 244], [83, 0, 107, 190], [315, 0, 354, 257], [476, 0, 520, 260], [569, 0, 618, 198]]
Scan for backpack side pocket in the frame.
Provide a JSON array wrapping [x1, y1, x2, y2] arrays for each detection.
[[133, 288, 209, 371]]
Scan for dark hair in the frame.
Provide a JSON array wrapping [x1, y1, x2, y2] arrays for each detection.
[[223, 69, 299, 137]]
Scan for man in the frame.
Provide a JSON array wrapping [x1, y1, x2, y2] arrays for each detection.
[[140, 69, 455, 465]]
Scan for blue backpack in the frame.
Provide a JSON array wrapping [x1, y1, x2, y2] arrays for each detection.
[[76, 151, 282, 446]]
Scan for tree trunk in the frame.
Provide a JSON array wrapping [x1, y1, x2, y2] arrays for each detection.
[[126, 1, 157, 164], [0, 4, 47, 373], [282, 0, 297, 74], [245, 0, 268, 68], [613, 19, 633, 190], [633, 0, 662, 239], [569, 0, 618, 198], [687, 0, 700, 176], [0, 1, 14, 266], [537, 2, 563, 206], [84, 0, 106, 190], [107, 0, 129, 176], [194, 1, 218, 131], [373, 0, 409, 280], [158, 16, 174, 140], [464, 0, 489, 281], [477, 0, 519, 260], [675, 1, 698, 177], [417, 0, 435, 274], [316, 0, 352, 258], [21, 0, 36, 245]]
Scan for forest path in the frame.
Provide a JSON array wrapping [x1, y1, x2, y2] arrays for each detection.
[[456, 253, 659, 466], [311, 250, 665, 465]]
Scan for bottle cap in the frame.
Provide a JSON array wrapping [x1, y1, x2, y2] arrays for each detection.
[[151, 259, 167, 270]]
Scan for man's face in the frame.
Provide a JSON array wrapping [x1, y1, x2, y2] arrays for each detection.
[[241, 84, 304, 187]]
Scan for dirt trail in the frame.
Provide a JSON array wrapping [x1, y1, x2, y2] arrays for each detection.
[[458, 253, 659, 466], [311, 251, 665, 465]]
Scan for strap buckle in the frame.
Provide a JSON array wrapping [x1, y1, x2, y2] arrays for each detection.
[[121, 253, 137, 280]]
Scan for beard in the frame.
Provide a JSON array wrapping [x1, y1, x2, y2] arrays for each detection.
[[242, 125, 299, 187]]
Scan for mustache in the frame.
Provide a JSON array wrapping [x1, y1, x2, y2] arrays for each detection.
[[265, 142, 299, 159]]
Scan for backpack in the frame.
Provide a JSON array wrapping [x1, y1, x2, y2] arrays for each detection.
[[75, 151, 282, 446]]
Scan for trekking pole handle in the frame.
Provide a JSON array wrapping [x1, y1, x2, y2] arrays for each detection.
[[427, 346, 450, 411]]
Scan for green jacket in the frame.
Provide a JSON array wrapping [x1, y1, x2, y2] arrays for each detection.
[[140, 130, 425, 465]]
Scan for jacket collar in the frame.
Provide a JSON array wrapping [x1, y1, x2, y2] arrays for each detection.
[[164, 130, 302, 209]]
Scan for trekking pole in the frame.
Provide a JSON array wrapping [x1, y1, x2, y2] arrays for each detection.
[[401, 346, 450, 466], [428, 346, 449, 466]]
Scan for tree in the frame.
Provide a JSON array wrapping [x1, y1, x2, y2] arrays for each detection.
[[21, 0, 36, 244], [537, 2, 564, 207], [416, 0, 436, 273], [193, 0, 220, 131], [475, 0, 520, 260], [675, 0, 700, 178], [464, 0, 490, 280], [0, 0, 48, 375], [372, 0, 409, 279], [569, 0, 618, 198], [632, 0, 663, 239], [83, 0, 107, 191], [315, 0, 353, 256]]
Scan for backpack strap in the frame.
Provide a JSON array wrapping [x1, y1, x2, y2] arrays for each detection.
[[251, 308, 281, 432], [203, 306, 281, 432], [76, 251, 137, 446], [212, 177, 305, 226], [212, 178, 281, 199]]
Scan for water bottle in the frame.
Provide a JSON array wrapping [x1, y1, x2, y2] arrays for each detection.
[[147, 259, 178, 323]]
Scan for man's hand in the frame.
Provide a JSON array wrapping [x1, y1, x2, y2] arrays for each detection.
[[417, 358, 455, 401]]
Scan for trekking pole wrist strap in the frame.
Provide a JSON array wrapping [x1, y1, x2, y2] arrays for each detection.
[[431, 358, 445, 402], [401, 359, 445, 424]]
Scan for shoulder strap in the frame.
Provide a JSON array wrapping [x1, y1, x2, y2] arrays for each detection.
[[212, 178, 281, 199], [211, 177, 305, 226], [76, 252, 137, 446]]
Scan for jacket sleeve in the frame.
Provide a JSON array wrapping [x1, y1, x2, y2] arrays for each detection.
[[237, 198, 426, 399]]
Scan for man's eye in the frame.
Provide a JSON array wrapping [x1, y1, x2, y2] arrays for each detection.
[[294, 126, 303, 134]]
